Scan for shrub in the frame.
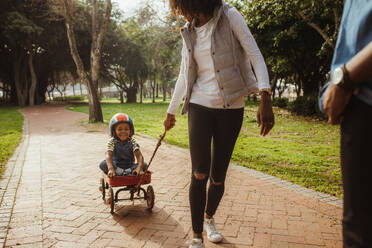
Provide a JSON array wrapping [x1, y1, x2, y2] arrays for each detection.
[[272, 97, 289, 108], [288, 96, 326, 118], [53, 96, 85, 101]]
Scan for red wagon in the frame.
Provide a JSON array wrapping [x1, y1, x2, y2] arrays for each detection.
[[99, 171, 154, 214]]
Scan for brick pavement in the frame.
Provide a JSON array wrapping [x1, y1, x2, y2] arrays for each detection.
[[0, 105, 343, 247]]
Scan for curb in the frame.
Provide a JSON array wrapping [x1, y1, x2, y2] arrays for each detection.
[[0, 110, 29, 248], [136, 132, 343, 209]]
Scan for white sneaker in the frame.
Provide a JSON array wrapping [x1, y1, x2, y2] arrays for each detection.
[[204, 218, 223, 243], [188, 238, 204, 248]]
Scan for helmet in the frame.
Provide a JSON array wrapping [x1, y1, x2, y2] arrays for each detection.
[[109, 113, 134, 137]]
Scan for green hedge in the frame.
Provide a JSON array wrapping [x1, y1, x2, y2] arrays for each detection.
[[53, 96, 85, 101], [288, 96, 326, 118], [272, 97, 289, 108]]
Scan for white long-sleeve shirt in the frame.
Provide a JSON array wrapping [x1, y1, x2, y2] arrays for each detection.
[[167, 6, 270, 115]]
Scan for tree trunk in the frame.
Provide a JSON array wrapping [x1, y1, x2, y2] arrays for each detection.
[[89, 0, 112, 121], [156, 82, 158, 98], [47, 90, 51, 101], [152, 76, 156, 103], [13, 53, 28, 107], [99, 85, 102, 99], [79, 83, 83, 95], [86, 85, 103, 121], [270, 74, 278, 100], [72, 83, 75, 95], [119, 90, 124, 103], [162, 84, 166, 101], [61, 0, 111, 123], [28, 52, 37, 106], [126, 88, 137, 103], [140, 83, 143, 104], [63, 82, 67, 98]]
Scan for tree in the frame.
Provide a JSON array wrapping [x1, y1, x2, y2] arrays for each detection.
[[0, 0, 76, 106], [231, 0, 343, 103], [101, 21, 149, 103], [50, 0, 112, 122], [1, 1, 44, 106]]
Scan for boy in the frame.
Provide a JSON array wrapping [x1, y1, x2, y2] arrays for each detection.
[[99, 113, 146, 177]]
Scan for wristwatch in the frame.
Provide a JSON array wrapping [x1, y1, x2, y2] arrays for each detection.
[[331, 64, 356, 91]]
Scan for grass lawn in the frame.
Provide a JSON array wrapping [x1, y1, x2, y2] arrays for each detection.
[[68, 101, 342, 198], [0, 107, 23, 178]]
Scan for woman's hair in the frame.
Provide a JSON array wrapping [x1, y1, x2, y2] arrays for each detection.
[[169, 0, 222, 18]]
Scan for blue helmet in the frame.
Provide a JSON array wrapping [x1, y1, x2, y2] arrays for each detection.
[[109, 113, 134, 137]]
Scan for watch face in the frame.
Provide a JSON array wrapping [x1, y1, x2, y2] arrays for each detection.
[[331, 67, 343, 85]]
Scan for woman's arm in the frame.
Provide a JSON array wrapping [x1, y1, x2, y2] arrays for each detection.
[[227, 7, 274, 136], [167, 40, 187, 115], [226, 7, 270, 90], [164, 40, 187, 131]]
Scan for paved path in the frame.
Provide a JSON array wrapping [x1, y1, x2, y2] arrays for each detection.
[[0, 105, 343, 247]]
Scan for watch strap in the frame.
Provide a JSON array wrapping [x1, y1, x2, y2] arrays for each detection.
[[339, 64, 356, 91]]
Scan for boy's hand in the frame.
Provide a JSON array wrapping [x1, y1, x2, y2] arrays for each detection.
[[108, 168, 116, 178], [133, 167, 143, 176]]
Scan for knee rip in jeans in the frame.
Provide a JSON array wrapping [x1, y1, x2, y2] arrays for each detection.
[[210, 177, 223, 186], [193, 172, 208, 180]]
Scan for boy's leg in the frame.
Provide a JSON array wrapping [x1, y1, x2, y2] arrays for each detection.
[[99, 160, 109, 174], [129, 162, 148, 173], [99, 159, 124, 175], [115, 167, 124, 176]]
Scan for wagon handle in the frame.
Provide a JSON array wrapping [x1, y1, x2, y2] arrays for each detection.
[[136, 131, 167, 194]]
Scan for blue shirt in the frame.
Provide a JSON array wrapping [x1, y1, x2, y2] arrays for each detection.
[[319, 0, 372, 111]]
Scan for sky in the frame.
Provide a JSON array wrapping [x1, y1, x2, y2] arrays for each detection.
[[113, 0, 169, 18]]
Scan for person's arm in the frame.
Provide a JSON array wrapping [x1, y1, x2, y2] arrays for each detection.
[[227, 7, 270, 91], [323, 41, 372, 124], [106, 151, 116, 177], [227, 7, 274, 136], [164, 40, 187, 131], [346, 41, 372, 83], [133, 149, 144, 175]]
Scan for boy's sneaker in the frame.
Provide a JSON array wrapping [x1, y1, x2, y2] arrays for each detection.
[[204, 218, 223, 243], [188, 238, 204, 248]]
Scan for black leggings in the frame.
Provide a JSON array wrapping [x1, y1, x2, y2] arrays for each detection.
[[188, 103, 243, 234]]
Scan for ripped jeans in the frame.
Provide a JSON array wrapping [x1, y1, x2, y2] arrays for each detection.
[[188, 103, 243, 234]]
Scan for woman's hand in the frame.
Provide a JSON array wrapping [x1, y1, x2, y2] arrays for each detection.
[[257, 91, 274, 136], [164, 113, 176, 131]]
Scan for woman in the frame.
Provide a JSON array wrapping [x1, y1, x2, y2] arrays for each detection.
[[163, 0, 274, 247]]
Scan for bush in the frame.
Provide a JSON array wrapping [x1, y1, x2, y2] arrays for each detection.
[[288, 96, 326, 118], [53, 96, 85, 101], [272, 97, 289, 108]]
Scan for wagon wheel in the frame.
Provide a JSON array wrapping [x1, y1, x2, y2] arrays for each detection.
[[146, 185, 155, 210], [108, 187, 115, 214], [99, 178, 105, 201]]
